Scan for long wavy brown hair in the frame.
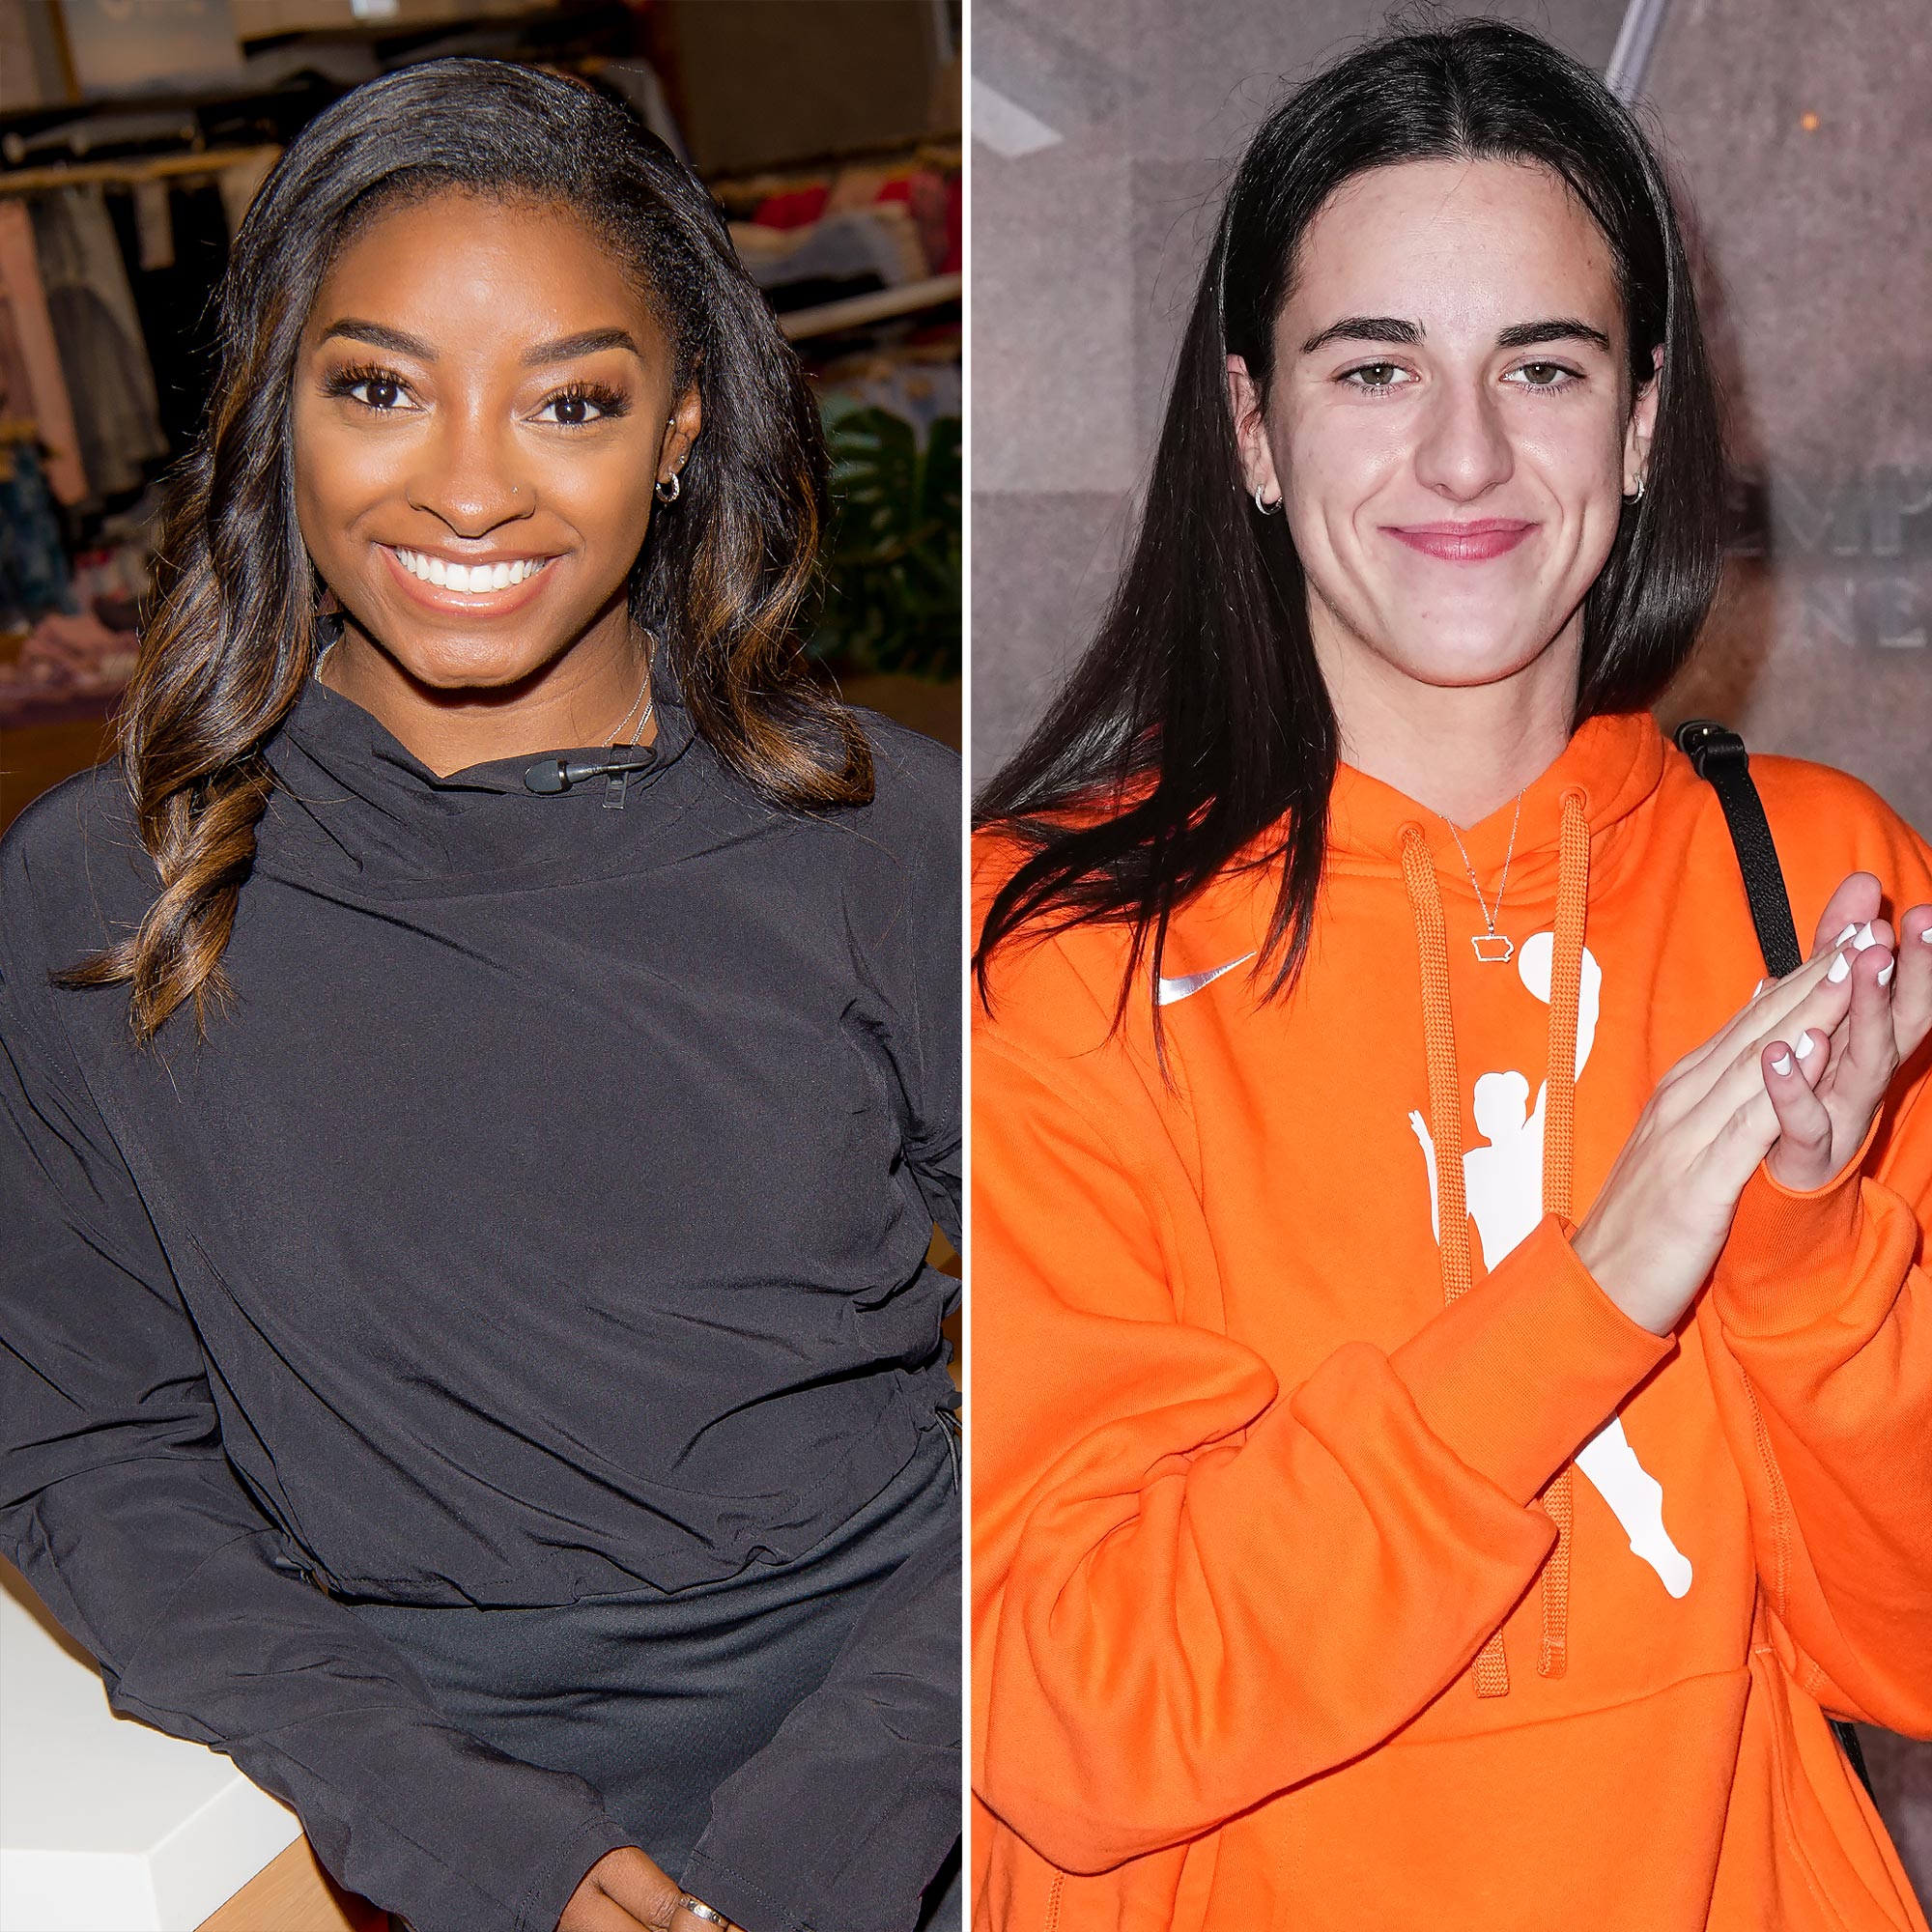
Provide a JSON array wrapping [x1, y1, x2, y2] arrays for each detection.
[[62, 57, 869, 1042]]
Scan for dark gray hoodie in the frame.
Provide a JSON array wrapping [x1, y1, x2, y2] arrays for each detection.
[[0, 668, 960, 1932]]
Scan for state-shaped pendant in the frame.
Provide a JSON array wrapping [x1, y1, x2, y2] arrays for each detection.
[[1472, 933, 1515, 963]]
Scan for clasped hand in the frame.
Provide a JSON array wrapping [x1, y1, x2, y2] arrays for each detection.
[[1573, 871, 1932, 1338], [1758, 872, 1932, 1191]]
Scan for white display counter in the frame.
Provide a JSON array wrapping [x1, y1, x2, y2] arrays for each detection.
[[0, 1557, 301, 1932]]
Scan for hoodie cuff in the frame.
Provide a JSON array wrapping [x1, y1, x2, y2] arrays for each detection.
[[1395, 1212, 1676, 1508], [680, 1852, 794, 1932], [682, 1728, 957, 1932], [1712, 1111, 1885, 1339], [511, 1814, 640, 1932]]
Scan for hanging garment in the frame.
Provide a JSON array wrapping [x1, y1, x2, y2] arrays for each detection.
[[29, 183, 169, 501], [130, 177, 174, 270], [0, 200, 87, 504], [106, 177, 231, 460], [215, 149, 276, 238], [0, 437, 76, 629], [731, 204, 928, 312], [0, 284, 35, 421]]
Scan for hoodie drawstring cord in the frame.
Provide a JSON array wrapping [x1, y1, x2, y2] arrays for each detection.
[[1535, 787, 1592, 1679], [1400, 786, 1592, 1698]]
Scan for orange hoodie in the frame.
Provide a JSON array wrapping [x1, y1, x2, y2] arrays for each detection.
[[972, 709, 1932, 1932]]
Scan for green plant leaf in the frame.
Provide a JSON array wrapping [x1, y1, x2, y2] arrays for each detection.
[[811, 398, 962, 680]]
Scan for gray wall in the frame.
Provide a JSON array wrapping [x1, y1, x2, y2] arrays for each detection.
[[1649, 0, 1932, 832], [972, 0, 1931, 1895]]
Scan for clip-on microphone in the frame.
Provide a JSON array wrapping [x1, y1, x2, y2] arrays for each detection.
[[523, 746, 658, 810]]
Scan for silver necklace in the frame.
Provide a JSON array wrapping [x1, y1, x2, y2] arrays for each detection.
[[607, 667, 655, 751], [596, 656, 657, 811], [1440, 790, 1525, 964]]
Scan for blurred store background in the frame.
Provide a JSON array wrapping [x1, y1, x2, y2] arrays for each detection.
[[972, 0, 1929, 1900], [0, 0, 961, 831], [0, 6, 958, 1928]]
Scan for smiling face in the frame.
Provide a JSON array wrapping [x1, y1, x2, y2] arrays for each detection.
[[291, 186, 700, 761], [1230, 156, 1657, 726]]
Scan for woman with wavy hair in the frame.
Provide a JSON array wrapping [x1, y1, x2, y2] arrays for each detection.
[[0, 58, 959, 1932], [973, 19, 1931, 1932]]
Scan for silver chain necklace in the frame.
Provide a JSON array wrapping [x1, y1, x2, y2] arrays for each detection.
[[1440, 790, 1525, 964], [607, 665, 655, 750], [594, 659, 656, 812]]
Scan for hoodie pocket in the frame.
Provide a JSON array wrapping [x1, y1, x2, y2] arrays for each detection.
[[1748, 1643, 1926, 1932]]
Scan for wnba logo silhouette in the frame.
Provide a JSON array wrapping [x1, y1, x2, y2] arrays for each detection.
[[1409, 931, 1694, 1599]]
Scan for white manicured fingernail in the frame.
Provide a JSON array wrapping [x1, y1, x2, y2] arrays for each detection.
[[1879, 961, 1894, 986], [1854, 922, 1878, 950], [1794, 1031, 1816, 1061], [1829, 952, 1851, 983], [1753, 978, 1768, 996], [1835, 923, 1860, 945], [1919, 924, 1932, 944], [1771, 1048, 1792, 1074]]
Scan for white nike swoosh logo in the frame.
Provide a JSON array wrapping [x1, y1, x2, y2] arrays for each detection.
[[1155, 953, 1256, 1006]]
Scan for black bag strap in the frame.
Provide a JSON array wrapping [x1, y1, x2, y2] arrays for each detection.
[[1674, 720, 1804, 978], [1672, 716, 1876, 1804]]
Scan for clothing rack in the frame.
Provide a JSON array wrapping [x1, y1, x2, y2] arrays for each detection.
[[0, 143, 282, 198], [781, 272, 961, 344]]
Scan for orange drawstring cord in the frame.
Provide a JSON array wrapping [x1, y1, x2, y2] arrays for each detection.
[[1535, 787, 1592, 1680], [1401, 826, 1508, 1695], [1402, 830, 1473, 1307], [1401, 788, 1593, 1698]]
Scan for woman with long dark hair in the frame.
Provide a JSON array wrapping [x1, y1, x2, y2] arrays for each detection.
[[0, 60, 959, 1932], [974, 20, 1932, 1930]]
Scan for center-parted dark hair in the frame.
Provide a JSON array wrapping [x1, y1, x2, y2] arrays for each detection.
[[975, 17, 1724, 1031], [65, 57, 870, 1042]]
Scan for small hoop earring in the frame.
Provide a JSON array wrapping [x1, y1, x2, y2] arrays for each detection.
[[1623, 473, 1646, 504], [1252, 485, 1282, 516], [313, 606, 344, 672], [656, 470, 681, 504]]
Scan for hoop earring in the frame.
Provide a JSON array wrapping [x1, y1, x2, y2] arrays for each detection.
[[655, 470, 682, 504], [1623, 473, 1646, 504], [312, 605, 344, 673], [1252, 485, 1282, 515]]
